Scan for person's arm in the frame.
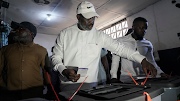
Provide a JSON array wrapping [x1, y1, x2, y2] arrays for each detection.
[[62, 69, 80, 82], [0, 48, 5, 83], [43, 54, 54, 98], [110, 54, 120, 83], [101, 55, 110, 84], [51, 32, 66, 74], [0, 48, 4, 78], [140, 58, 157, 77], [43, 54, 51, 85], [51, 31, 79, 82], [101, 32, 157, 77], [145, 44, 168, 77]]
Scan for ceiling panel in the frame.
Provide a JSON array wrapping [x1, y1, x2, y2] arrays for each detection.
[[37, 17, 77, 35], [52, 0, 77, 17], [95, 0, 161, 29], [1, 0, 161, 35], [95, 9, 120, 28]]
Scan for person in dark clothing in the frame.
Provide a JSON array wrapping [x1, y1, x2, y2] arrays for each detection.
[[0, 21, 52, 100], [7, 31, 16, 44]]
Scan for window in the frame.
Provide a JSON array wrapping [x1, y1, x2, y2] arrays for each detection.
[[102, 19, 128, 40]]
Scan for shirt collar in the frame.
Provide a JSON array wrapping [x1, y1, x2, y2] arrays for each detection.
[[126, 33, 135, 41], [18, 42, 34, 47], [76, 23, 94, 32], [127, 33, 145, 42]]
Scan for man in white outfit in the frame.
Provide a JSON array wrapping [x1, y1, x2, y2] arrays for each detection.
[[51, 2, 157, 91], [110, 17, 168, 82]]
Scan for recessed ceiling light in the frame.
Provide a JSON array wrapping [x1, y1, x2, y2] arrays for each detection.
[[47, 14, 51, 20]]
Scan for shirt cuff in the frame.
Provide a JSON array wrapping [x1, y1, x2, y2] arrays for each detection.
[[157, 68, 164, 75], [111, 74, 117, 79], [110, 70, 117, 79], [57, 65, 66, 77], [132, 51, 146, 64]]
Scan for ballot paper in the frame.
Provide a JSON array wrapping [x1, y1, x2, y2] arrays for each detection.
[[135, 75, 152, 80], [77, 68, 88, 77], [135, 75, 161, 80]]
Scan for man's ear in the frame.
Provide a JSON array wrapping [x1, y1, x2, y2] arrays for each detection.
[[76, 15, 80, 20], [30, 32, 33, 36], [132, 26, 135, 30], [30, 32, 34, 39]]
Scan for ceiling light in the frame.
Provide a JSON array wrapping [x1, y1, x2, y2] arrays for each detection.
[[47, 14, 51, 20]]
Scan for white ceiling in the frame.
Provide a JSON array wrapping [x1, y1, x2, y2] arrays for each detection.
[[1, 0, 161, 35]]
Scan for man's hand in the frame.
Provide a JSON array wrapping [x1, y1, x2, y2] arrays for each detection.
[[141, 58, 157, 78], [111, 78, 119, 83], [160, 73, 169, 78], [110, 78, 122, 83], [62, 69, 80, 82]]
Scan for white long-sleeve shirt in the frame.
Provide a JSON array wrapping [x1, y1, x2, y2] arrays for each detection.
[[110, 34, 164, 82], [51, 24, 145, 86]]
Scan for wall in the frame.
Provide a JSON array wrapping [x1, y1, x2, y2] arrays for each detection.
[[34, 33, 57, 56], [127, 0, 180, 51]]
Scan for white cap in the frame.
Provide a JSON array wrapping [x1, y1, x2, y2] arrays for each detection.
[[76, 1, 99, 19]]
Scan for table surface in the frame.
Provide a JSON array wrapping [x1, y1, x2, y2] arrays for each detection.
[[129, 75, 180, 87], [59, 83, 164, 101]]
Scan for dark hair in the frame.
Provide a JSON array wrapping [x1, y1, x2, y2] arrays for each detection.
[[133, 17, 147, 26]]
